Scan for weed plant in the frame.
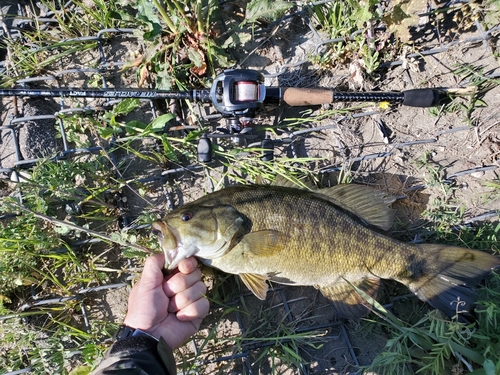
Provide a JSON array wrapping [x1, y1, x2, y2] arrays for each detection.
[[429, 64, 500, 126], [310, 0, 384, 74], [310, 0, 499, 79], [1, 0, 126, 87], [0, 156, 154, 373]]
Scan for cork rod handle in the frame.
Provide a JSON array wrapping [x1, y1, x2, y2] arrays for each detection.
[[281, 87, 334, 106]]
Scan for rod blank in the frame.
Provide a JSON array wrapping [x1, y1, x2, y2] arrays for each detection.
[[0, 88, 202, 101]]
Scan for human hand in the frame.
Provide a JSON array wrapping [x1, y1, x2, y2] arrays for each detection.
[[123, 253, 209, 349]]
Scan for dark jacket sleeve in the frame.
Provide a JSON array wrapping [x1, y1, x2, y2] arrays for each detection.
[[91, 335, 177, 375]]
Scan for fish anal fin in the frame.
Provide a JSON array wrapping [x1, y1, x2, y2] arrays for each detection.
[[320, 277, 381, 318], [239, 230, 286, 257], [318, 184, 396, 231], [240, 273, 269, 300]]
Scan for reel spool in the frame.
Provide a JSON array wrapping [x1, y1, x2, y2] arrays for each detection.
[[210, 69, 266, 129]]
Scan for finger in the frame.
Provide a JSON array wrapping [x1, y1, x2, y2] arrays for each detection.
[[177, 257, 198, 275], [164, 268, 203, 297], [135, 253, 165, 288], [168, 280, 207, 312], [176, 297, 210, 322], [164, 257, 197, 280]]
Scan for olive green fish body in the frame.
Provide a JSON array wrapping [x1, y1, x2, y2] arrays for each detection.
[[200, 186, 405, 282], [153, 184, 499, 318]]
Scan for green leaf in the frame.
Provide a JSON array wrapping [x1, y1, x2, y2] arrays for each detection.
[[468, 370, 486, 375], [156, 67, 173, 90], [99, 127, 115, 138], [136, 0, 163, 39], [149, 113, 175, 132], [108, 9, 133, 22], [483, 359, 496, 375], [187, 47, 204, 67], [122, 248, 152, 258], [281, 344, 303, 362], [125, 120, 148, 134], [245, 0, 293, 24], [383, 0, 427, 43], [210, 46, 235, 68], [184, 129, 204, 142], [449, 340, 485, 365], [54, 224, 72, 236], [350, 0, 374, 29], [221, 32, 252, 49], [473, 99, 488, 107], [113, 98, 141, 116], [69, 365, 91, 375], [161, 135, 179, 162]]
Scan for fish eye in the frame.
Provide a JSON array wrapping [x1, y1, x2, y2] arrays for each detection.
[[181, 212, 193, 222]]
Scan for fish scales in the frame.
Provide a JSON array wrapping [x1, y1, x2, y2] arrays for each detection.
[[153, 184, 500, 319], [204, 186, 403, 284]]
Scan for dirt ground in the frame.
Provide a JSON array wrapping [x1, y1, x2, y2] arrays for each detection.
[[1, 1, 500, 374]]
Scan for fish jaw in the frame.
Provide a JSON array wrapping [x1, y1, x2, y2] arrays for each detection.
[[164, 242, 198, 270], [151, 220, 198, 270]]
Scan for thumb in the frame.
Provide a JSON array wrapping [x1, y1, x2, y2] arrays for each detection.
[[138, 253, 166, 285]]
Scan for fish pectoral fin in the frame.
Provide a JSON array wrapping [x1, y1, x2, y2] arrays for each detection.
[[318, 184, 396, 231], [239, 273, 269, 300], [239, 230, 286, 257], [320, 277, 381, 319]]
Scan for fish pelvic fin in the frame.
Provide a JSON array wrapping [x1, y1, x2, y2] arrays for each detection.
[[239, 273, 269, 300], [319, 277, 381, 319], [317, 184, 396, 231], [405, 244, 499, 319]]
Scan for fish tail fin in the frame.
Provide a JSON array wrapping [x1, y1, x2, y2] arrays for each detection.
[[405, 244, 499, 318]]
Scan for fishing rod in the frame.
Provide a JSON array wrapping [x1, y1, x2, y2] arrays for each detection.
[[2, 69, 439, 112], [3, 69, 440, 162]]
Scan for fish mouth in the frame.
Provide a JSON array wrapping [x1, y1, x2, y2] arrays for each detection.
[[151, 220, 183, 270]]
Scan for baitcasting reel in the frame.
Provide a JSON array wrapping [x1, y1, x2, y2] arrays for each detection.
[[209, 69, 267, 131]]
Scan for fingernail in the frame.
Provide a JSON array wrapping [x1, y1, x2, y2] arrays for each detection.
[[189, 257, 197, 270]]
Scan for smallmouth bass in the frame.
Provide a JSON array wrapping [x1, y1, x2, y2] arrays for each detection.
[[152, 183, 499, 318]]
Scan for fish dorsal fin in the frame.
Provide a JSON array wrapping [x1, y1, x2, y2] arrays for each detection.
[[320, 277, 380, 318], [318, 184, 396, 231], [271, 175, 315, 190], [238, 230, 286, 257], [240, 273, 269, 300]]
